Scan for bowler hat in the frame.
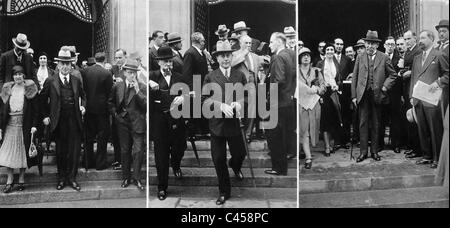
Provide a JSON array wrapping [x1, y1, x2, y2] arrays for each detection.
[[12, 33, 31, 50], [166, 32, 183, 45], [233, 21, 251, 33], [406, 107, 418, 124], [215, 25, 230, 36], [435, 19, 449, 31], [155, 46, 176, 60], [363, 30, 381, 43], [212, 40, 235, 56]]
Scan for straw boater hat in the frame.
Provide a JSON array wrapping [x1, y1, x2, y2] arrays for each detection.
[[215, 24, 230, 36], [122, 59, 140, 72], [354, 39, 366, 48], [284, 26, 296, 38], [212, 40, 235, 57], [233, 21, 251, 33], [54, 49, 75, 62], [12, 33, 31, 50], [406, 107, 418, 124], [155, 46, 176, 60], [363, 30, 382, 43], [435, 19, 449, 31], [166, 32, 183, 45]]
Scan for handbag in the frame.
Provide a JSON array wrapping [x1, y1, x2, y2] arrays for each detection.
[[29, 132, 38, 158]]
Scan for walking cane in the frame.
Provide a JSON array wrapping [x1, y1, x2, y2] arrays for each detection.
[[238, 114, 256, 188]]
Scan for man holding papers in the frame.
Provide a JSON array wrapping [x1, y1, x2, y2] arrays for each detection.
[[410, 30, 449, 169]]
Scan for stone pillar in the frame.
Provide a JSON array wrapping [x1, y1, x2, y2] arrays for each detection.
[[414, 0, 449, 44], [148, 0, 192, 55], [110, 0, 148, 67]]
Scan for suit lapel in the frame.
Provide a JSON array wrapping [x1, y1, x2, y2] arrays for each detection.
[[117, 82, 125, 106], [373, 52, 382, 70], [419, 50, 436, 75], [70, 75, 78, 99], [126, 86, 136, 105], [52, 76, 61, 96]]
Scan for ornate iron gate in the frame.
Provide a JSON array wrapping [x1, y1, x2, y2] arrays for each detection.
[[94, 0, 110, 54], [193, 0, 209, 46], [391, 0, 410, 38]]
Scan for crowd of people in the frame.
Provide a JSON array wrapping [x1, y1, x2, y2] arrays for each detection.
[[0, 33, 147, 194], [149, 21, 297, 205], [298, 18, 449, 185]]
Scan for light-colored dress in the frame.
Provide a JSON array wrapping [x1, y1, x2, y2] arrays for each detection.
[[0, 85, 27, 169], [436, 106, 449, 187]]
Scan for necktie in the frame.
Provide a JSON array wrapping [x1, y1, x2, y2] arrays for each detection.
[[337, 54, 341, 63], [225, 69, 229, 78], [422, 52, 427, 66], [64, 77, 69, 86]]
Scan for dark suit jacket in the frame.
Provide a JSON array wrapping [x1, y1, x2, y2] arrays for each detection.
[[0, 50, 36, 89], [108, 80, 147, 134], [351, 51, 397, 105], [269, 48, 296, 108], [388, 50, 403, 96], [40, 73, 86, 132], [335, 54, 353, 81], [182, 46, 208, 90], [148, 70, 186, 137], [203, 68, 247, 137], [172, 51, 184, 75], [410, 48, 449, 107], [149, 46, 160, 71], [81, 64, 113, 115]]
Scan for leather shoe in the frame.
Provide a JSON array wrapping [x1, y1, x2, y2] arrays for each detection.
[[158, 190, 167, 201], [3, 184, 13, 194], [121, 179, 131, 188], [134, 180, 145, 191], [371, 153, 381, 161], [173, 168, 183, 179], [356, 155, 368, 163], [304, 160, 312, 169], [113, 164, 122, 171], [232, 169, 244, 181], [416, 159, 433, 165], [393, 147, 401, 154], [70, 181, 81, 191], [56, 181, 66, 191], [216, 194, 230, 205], [406, 153, 421, 159], [299, 154, 306, 159], [17, 183, 25, 192], [404, 150, 413, 155], [265, 170, 281, 175], [430, 162, 438, 169]]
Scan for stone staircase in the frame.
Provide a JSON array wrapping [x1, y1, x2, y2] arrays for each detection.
[[299, 143, 449, 208], [148, 140, 298, 208], [0, 144, 146, 207]]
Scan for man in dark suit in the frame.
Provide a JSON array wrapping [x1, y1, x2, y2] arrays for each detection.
[[109, 48, 128, 170], [351, 30, 397, 163], [150, 46, 187, 201], [41, 49, 86, 191], [379, 36, 403, 153], [183, 32, 209, 135], [265, 32, 296, 176], [410, 30, 449, 169], [313, 41, 326, 67], [0, 33, 36, 91], [402, 31, 423, 158], [149, 30, 166, 71], [108, 59, 147, 191], [166, 33, 184, 75], [81, 52, 113, 170], [334, 38, 354, 149], [203, 40, 247, 205], [436, 19, 449, 119]]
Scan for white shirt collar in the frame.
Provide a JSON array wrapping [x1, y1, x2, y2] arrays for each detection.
[[59, 73, 69, 84], [423, 46, 433, 58], [154, 44, 160, 51], [219, 66, 230, 77]]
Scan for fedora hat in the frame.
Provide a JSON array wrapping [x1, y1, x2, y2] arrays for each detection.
[[435, 19, 449, 31], [406, 107, 418, 124], [363, 30, 381, 43], [12, 33, 31, 50], [284, 26, 296, 37], [212, 40, 235, 56], [129, 51, 143, 61], [155, 46, 176, 60], [122, 59, 140, 72], [233, 21, 251, 33], [87, 57, 96, 66], [215, 25, 230, 36], [354, 39, 366, 48], [166, 32, 183, 45], [54, 50, 75, 62]]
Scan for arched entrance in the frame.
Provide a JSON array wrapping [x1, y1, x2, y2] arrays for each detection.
[[0, 0, 110, 65]]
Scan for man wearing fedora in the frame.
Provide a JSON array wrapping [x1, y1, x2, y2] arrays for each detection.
[[41, 49, 86, 191], [265, 32, 296, 176], [149, 30, 166, 71], [233, 21, 261, 55], [0, 33, 36, 91], [149, 46, 187, 201], [203, 40, 247, 205], [284, 26, 297, 51], [409, 30, 449, 169], [108, 59, 147, 191], [166, 32, 184, 75], [351, 30, 397, 163], [81, 52, 113, 171]]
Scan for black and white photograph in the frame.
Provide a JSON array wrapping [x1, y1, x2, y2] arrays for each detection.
[[147, 0, 298, 208], [298, 0, 449, 208], [0, 0, 148, 208]]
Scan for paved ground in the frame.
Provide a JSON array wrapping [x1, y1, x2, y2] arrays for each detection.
[[0, 198, 146, 208]]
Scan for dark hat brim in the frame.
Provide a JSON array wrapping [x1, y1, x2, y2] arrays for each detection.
[[54, 57, 75, 62], [212, 49, 235, 56], [166, 38, 183, 45], [233, 27, 251, 33], [435, 25, 449, 30], [155, 53, 176, 60], [363, 38, 381, 43], [122, 65, 140, 71], [12, 38, 30, 50]]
